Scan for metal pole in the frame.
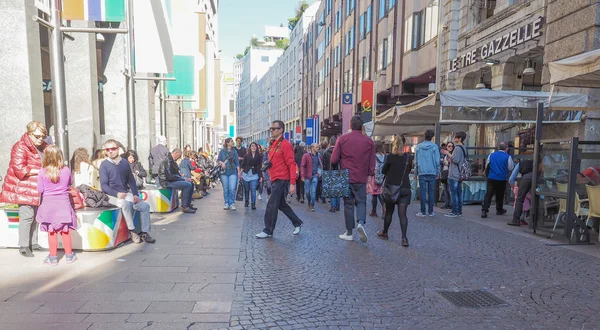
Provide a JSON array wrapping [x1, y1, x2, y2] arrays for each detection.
[[530, 102, 544, 232], [125, 0, 137, 150], [49, 0, 69, 163], [160, 77, 167, 135], [179, 100, 185, 149]]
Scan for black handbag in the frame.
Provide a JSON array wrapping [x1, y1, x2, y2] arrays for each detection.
[[381, 154, 410, 204]]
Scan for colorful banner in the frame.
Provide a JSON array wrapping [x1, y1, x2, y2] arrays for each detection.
[[313, 115, 320, 144], [167, 55, 195, 96], [361, 81, 374, 123], [63, 0, 126, 22], [341, 93, 353, 133], [284, 132, 290, 141], [306, 118, 314, 145], [295, 126, 302, 142]]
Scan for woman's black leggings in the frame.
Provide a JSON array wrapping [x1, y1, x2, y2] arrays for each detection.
[[371, 194, 384, 211], [383, 202, 409, 238], [296, 178, 305, 200]]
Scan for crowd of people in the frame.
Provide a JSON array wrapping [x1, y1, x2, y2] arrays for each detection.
[[0, 121, 217, 265]]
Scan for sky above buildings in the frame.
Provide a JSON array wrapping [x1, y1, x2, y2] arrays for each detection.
[[219, 0, 318, 73]]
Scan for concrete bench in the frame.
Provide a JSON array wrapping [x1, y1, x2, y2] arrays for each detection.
[[139, 185, 179, 213], [0, 206, 140, 251]]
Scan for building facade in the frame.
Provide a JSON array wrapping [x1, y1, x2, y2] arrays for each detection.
[[0, 0, 224, 180], [234, 27, 287, 141]]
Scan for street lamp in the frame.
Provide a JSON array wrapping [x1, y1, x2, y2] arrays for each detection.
[[393, 100, 402, 124]]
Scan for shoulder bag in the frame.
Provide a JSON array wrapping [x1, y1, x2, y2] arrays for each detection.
[[381, 154, 410, 204]]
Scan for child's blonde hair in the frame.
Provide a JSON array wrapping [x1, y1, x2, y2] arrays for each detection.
[[43, 145, 65, 183]]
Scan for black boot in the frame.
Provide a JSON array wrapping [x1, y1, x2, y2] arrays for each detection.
[[251, 203, 256, 210], [481, 211, 488, 218], [245, 200, 249, 208]]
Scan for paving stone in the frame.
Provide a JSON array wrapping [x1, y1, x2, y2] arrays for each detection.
[[77, 301, 151, 314], [0, 301, 44, 313], [83, 313, 131, 323], [8, 292, 122, 302], [192, 301, 232, 313], [145, 301, 195, 313], [117, 291, 233, 302], [87, 323, 147, 330], [126, 313, 230, 323], [0, 323, 93, 330], [71, 282, 175, 293], [35, 301, 88, 314], [124, 272, 236, 284], [0, 313, 89, 323]]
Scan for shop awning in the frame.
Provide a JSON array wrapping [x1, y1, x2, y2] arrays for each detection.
[[548, 49, 600, 88], [133, 0, 174, 74], [372, 94, 468, 136], [440, 90, 590, 111]]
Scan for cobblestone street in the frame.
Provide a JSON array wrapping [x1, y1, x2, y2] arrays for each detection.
[[1, 187, 600, 329]]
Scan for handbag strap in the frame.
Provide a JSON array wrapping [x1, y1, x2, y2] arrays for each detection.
[[398, 153, 410, 188]]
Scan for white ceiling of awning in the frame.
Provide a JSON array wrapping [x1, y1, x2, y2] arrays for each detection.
[[548, 49, 600, 88]]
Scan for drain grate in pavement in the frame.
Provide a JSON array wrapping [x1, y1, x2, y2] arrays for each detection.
[[438, 290, 508, 308]]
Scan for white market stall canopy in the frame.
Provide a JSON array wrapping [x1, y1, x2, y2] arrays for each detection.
[[548, 49, 600, 88], [373, 90, 596, 136]]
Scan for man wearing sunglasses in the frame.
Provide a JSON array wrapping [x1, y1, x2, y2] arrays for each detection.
[[256, 120, 303, 239], [99, 139, 155, 244]]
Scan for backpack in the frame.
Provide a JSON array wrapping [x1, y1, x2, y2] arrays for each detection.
[[374, 154, 385, 185], [456, 145, 472, 181]]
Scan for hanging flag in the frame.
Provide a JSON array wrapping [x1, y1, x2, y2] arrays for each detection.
[[63, 0, 126, 22], [361, 81, 374, 123], [341, 93, 353, 133]]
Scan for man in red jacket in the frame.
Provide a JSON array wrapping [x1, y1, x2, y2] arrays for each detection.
[[0, 121, 48, 257], [256, 120, 303, 238]]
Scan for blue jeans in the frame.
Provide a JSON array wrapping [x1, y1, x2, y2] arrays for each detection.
[[330, 197, 340, 209], [419, 175, 436, 214], [448, 178, 463, 215], [243, 179, 259, 204], [221, 174, 238, 206], [304, 176, 319, 206], [164, 180, 194, 207]]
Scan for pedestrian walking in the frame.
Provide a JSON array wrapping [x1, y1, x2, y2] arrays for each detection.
[[369, 141, 386, 217], [0, 121, 48, 257], [300, 143, 323, 211], [235, 137, 247, 162], [100, 139, 156, 244], [218, 138, 241, 210], [316, 141, 328, 204], [331, 116, 376, 243], [507, 153, 534, 226], [294, 143, 306, 204], [440, 142, 454, 210], [260, 147, 273, 199], [256, 120, 303, 239], [35, 145, 78, 265], [241, 142, 262, 210], [415, 130, 441, 217], [441, 132, 467, 218], [481, 141, 514, 218], [322, 137, 340, 212], [376, 135, 413, 247]]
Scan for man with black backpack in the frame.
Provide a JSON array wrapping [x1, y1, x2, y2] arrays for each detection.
[[441, 132, 468, 218]]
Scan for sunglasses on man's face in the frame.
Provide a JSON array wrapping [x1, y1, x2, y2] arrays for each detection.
[[269, 127, 282, 131], [104, 147, 119, 152]]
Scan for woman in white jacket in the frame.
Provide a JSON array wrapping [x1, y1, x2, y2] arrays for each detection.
[[71, 148, 100, 190]]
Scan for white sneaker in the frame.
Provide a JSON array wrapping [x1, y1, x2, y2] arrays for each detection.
[[223, 204, 230, 210], [258, 194, 262, 200], [230, 204, 236, 210], [255, 232, 272, 239], [416, 212, 427, 217], [338, 232, 353, 241], [293, 226, 302, 235], [429, 212, 436, 217], [357, 224, 368, 243]]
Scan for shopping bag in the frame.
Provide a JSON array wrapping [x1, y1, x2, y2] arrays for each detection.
[[236, 181, 244, 201], [321, 169, 350, 198]]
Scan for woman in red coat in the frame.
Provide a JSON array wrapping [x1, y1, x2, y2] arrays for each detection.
[[0, 121, 48, 257]]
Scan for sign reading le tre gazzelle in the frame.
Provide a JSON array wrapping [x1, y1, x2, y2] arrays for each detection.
[[449, 17, 543, 72]]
